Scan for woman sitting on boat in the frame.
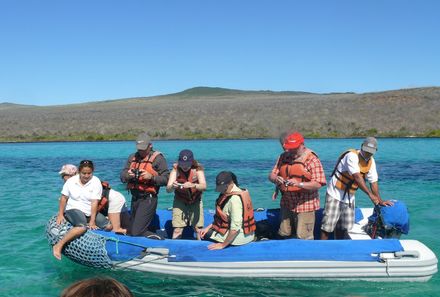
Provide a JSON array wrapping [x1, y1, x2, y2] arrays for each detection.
[[59, 164, 128, 234], [166, 149, 206, 239], [53, 160, 110, 260], [199, 171, 256, 250]]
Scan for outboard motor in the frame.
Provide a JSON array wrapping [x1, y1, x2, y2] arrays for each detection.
[[365, 200, 410, 239]]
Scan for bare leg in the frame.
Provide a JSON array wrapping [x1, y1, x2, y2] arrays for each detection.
[[172, 227, 183, 239], [52, 226, 87, 260], [108, 212, 127, 234]]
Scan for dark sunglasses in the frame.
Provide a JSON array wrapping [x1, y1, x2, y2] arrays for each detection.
[[80, 160, 93, 166]]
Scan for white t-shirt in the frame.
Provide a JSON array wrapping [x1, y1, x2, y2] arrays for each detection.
[[327, 150, 378, 203], [107, 189, 126, 214], [61, 175, 102, 216]]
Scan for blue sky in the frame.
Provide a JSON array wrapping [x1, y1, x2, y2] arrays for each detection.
[[1, 0, 439, 106]]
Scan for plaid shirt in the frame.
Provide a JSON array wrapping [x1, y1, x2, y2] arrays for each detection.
[[271, 150, 326, 213]]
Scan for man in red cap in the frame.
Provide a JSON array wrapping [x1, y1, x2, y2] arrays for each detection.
[[269, 132, 326, 239]]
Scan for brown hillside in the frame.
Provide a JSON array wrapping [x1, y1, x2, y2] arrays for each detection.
[[0, 87, 439, 142]]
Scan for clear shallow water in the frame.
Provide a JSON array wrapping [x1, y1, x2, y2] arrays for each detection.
[[0, 138, 438, 297]]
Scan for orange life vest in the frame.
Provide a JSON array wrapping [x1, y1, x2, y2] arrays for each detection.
[[173, 163, 202, 204], [212, 189, 256, 236], [277, 148, 316, 192], [127, 151, 161, 194], [97, 181, 110, 215], [333, 149, 373, 195]]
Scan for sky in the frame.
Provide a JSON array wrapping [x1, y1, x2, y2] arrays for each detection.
[[1, 0, 439, 106]]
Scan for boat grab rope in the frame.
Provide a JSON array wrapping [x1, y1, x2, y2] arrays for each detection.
[[45, 215, 112, 268], [46, 215, 172, 269]]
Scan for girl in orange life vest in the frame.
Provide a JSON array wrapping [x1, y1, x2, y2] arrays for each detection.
[[59, 164, 127, 234], [166, 149, 206, 240], [53, 160, 110, 260], [199, 171, 256, 250]]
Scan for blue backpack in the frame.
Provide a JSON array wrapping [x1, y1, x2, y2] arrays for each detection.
[[366, 200, 410, 239]]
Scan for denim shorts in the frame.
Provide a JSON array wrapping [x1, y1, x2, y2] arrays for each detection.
[[65, 209, 109, 229]]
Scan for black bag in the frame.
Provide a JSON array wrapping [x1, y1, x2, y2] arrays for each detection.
[[255, 219, 277, 240]]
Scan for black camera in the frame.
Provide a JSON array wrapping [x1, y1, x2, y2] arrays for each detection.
[[132, 169, 141, 179]]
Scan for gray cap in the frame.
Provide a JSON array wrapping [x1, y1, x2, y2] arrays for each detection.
[[136, 133, 151, 150], [361, 137, 378, 154]]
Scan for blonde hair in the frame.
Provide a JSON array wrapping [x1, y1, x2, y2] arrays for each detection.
[[60, 277, 133, 297]]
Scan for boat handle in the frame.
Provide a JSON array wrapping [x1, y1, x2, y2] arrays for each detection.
[[394, 251, 420, 258]]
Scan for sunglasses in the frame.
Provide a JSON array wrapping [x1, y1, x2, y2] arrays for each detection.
[[80, 160, 93, 165]]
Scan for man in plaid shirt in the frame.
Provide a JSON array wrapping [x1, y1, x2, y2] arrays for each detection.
[[269, 132, 326, 240]]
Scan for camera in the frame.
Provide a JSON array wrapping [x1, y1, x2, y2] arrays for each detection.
[[132, 169, 141, 179]]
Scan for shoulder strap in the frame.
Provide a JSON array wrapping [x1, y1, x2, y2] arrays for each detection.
[[330, 149, 353, 178]]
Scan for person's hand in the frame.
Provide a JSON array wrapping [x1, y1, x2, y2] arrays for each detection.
[[172, 181, 181, 189], [198, 227, 210, 239], [56, 214, 65, 225], [208, 242, 226, 250], [272, 190, 278, 201], [88, 222, 98, 230], [140, 171, 153, 180], [276, 176, 285, 185], [128, 169, 137, 178], [182, 182, 194, 189], [379, 200, 394, 207]]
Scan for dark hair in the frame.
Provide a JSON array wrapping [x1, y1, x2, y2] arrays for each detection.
[[230, 172, 239, 186], [79, 160, 94, 171], [60, 277, 133, 297]]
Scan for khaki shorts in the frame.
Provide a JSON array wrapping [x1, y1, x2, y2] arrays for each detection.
[[172, 199, 204, 228], [278, 207, 315, 240]]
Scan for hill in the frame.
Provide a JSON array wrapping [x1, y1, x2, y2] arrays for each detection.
[[0, 86, 439, 142]]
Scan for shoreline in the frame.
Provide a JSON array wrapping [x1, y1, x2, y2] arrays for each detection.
[[0, 135, 439, 144]]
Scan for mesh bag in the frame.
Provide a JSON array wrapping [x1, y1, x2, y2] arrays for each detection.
[[45, 215, 112, 268]]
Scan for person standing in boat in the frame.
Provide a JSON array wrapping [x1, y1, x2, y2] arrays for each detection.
[[320, 137, 394, 240], [53, 160, 110, 260], [59, 164, 128, 234], [199, 171, 256, 249], [120, 133, 169, 237], [166, 149, 206, 239], [269, 132, 326, 240]]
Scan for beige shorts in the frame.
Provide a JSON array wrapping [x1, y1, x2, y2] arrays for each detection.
[[107, 189, 126, 214], [278, 207, 315, 240], [172, 199, 204, 228]]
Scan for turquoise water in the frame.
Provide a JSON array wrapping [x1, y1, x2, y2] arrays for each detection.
[[0, 138, 438, 297]]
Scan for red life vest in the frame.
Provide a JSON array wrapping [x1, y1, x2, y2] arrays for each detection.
[[97, 181, 110, 215], [173, 163, 202, 204], [127, 151, 161, 194], [333, 149, 373, 195], [212, 189, 256, 236], [277, 148, 316, 192]]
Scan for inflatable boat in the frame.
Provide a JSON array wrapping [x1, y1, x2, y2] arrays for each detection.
[[46, 206, 437, 282]]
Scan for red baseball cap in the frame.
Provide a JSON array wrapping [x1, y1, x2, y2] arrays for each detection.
[[283, 132, 304, 149]]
